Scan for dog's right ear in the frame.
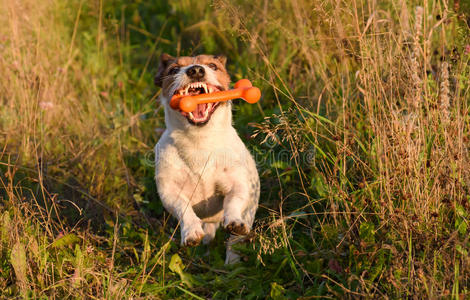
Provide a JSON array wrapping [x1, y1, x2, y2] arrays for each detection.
[[213, 54, 227, 67], [155, 53, 175, 87]]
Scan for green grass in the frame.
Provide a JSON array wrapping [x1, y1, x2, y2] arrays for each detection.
[[0, 0, 469, 298]]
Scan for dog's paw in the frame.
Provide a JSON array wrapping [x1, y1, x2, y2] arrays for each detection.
[[181, 223, 205, 247], [224, 218, 249, 235]]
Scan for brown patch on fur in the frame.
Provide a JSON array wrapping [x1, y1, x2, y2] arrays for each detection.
[[155, 54, 231, 91], [154, 53, 176, 87], [225, 221, 249, 235]]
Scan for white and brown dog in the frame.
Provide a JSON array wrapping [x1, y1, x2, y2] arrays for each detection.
[[154, 53, 260, 264]]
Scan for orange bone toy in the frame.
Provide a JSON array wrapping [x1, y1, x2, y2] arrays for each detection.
[[170, 79, 261, 113]]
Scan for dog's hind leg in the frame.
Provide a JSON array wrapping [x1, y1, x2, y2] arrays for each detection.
[[225, 234, 242, 264], [202, 222, 219, 244]]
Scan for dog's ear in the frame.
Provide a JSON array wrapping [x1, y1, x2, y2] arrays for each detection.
[[213, 54, 227, 67], [155, 53, 175, 87]]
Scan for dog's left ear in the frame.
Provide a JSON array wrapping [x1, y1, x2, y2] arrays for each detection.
[[213, 54, 227, 67], [155, 53, 175, 87]]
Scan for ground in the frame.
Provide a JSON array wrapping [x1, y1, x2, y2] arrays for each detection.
[[0, 0, 469, 298]]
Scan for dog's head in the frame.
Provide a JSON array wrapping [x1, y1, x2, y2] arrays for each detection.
[[155, 54, 231, 127]]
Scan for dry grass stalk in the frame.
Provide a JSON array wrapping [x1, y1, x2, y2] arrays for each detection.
[[408, 6, 424, 111], [439, 61, 450, 123], [10, 242, 28, 294]]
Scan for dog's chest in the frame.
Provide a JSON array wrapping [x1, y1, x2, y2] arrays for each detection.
[[175, 145, 234, 221], [176, 141, 234, 193], [156, 126, 251, 221]]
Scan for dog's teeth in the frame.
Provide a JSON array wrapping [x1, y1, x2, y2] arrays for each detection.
[[203, 109, 209, 119], [208, 86, 213, 93], [203, 83, 208, 94], [185, 86, 189, 95], [189, 112, 194, 119]]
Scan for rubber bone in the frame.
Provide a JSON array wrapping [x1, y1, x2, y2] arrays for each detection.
[[170, 79, 261, 113]]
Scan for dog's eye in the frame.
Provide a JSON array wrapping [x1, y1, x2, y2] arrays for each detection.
[[168, 66, 180, 75], [208, 63, 218, 71]]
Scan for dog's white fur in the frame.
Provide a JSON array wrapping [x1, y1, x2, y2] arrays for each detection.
[[154, 54, 259, 264]]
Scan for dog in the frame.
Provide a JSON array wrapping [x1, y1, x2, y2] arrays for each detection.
[[153, 53, 260, 264]]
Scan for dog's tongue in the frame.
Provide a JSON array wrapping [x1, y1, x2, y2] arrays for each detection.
[[193, 103, 208, 118]]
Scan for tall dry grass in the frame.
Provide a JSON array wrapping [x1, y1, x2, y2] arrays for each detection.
[[0, 0, 160, 297], [216, 0, 470, 296], [0, 0, 149, 211]]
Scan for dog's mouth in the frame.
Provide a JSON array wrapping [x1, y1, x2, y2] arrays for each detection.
[[173, 82, 223, 125]]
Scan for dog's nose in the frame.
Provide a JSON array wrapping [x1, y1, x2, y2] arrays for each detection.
[[186, 65, 205, 80]]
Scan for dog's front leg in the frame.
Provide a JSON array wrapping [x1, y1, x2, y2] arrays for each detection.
[[222, 172, 259, 265], [223, 171, 259, 235], [158, 190, 205, 246]]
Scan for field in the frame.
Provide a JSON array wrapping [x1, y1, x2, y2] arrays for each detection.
[[0, 0, 469, 298]]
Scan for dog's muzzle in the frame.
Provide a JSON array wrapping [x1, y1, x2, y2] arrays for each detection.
[[173, 81, 224, 125]]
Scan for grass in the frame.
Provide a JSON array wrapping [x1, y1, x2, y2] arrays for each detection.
[[0, 0, 469, 298]]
